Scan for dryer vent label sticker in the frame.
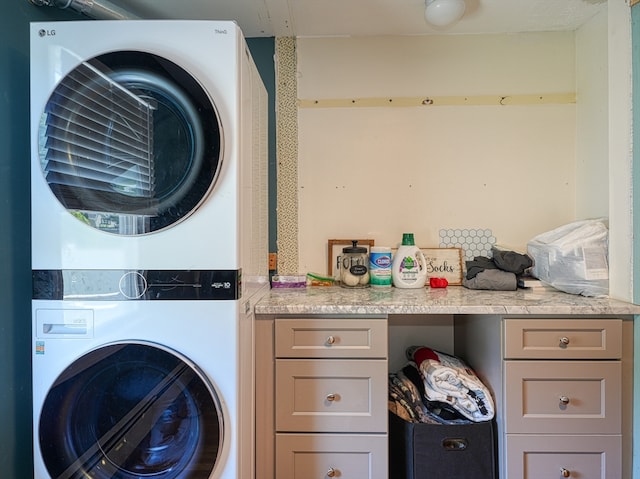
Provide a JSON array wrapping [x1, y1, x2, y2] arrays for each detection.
[[35, 341, 45, 355]]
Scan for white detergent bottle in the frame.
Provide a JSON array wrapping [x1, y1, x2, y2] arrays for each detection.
[[392, 233, 428, 288]]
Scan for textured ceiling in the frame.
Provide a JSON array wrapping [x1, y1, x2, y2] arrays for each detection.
[[108, 0, 608, 38]]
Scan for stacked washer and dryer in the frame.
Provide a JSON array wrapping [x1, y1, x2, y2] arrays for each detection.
[[30, 20, 268, 479]]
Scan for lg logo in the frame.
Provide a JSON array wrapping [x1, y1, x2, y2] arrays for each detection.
[[38, 29, 55, 37]]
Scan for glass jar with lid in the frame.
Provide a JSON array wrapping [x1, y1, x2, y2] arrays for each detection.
[[339, 240, 370, 288]]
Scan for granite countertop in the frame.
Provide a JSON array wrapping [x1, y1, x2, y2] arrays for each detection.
[[255, 285, 640, 316]]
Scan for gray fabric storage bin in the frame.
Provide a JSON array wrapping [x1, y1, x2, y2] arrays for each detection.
[[389, 412, 497, 479]]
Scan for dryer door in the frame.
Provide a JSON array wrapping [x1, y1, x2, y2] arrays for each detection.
[[37, 51, 222, 235], [39, 342, 223, 479]]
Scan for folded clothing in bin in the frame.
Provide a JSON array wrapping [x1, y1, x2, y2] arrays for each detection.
[[389, 348, 497, 478], [389, 363, 471, 425], [407, 346, 495, 422], [389, 411, 497, 479]]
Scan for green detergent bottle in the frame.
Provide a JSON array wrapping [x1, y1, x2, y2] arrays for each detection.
[[391, 233, 428, 288]]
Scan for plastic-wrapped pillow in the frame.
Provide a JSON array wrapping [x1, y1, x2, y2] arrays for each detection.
[[527, 218, 609, 297]]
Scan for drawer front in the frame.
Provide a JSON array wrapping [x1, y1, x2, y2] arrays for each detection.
[[276, 359, 387, 432], [276, 433, 388, 479], [504, 318, 622, 359], [275, 318, 387, 358], [504, 361, 621, 434], [506, 434, 621, 479]]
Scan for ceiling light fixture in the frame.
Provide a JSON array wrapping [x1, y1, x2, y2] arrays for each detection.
[[424, 0, 466, 27]]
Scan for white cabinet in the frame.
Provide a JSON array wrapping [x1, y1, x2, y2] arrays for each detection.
[[275, 317, 388, 359], [257, 312, 633, 479], [275, 359, 387, 432], [503, 318, 623, 478], [505, 435, 621, 479], [454, 315, 631, 479], [276, 434, 388, 479], [503, 318, 622, 359], [273, 317, 388, 479], [503, 360, 621, 435]]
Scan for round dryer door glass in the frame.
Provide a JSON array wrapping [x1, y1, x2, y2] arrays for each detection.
[[39, 343, 224, 479], [37, 51, 222, 235]]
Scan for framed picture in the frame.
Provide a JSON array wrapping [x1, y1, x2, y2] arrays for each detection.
[[422, 248, 463, 285], [328, 239, 375, 277]]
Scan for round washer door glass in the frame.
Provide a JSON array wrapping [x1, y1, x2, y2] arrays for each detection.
[[38, 51, 222, 235], [39, 343, 224, 479]]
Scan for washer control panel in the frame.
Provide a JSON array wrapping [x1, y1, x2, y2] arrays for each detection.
[[32, 269, 241, 301]]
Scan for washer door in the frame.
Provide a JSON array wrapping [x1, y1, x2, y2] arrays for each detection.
[[38, 51, 222, 235], [39, 343, 223, 479]]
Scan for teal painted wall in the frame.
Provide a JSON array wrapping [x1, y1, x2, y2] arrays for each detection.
[[0, 5, 79, 477], [0, 6, 276, 477], [246, 38, 278, 254], [634, 7, 640, 304], [633, 5, 640, 478]]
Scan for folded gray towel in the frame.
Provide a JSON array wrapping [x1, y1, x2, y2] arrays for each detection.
[[465, 256, 498, 280], [491, 248, 533, 275], [462, 268, 517, 291]]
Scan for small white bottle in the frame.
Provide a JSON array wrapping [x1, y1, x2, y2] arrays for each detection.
[[392, 233, 427, 289]]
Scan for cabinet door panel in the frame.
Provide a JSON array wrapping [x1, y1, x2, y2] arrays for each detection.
[[504, 318, 622, 359], [276, 433, 387, 479], [275, 318, 388, 358], [506, 434, 621, 479], [276, 359, 387, 432], [504, 360, 621, 434]]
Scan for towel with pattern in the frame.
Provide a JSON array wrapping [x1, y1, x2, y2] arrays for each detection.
[[406, 346, 495, 422], [389, 363, 474, 425]]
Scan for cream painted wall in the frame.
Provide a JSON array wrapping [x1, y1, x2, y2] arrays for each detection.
[[296, 32, 579, 275], [606, 0, 634, 302], [573, 0, 635, 303], [576, 8, 609, 220]]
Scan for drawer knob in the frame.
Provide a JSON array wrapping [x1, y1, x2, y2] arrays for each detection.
[[559, 395, 570, 406], [560, 467, 571, 477], [326, 335, 336, 345], [559, 336, 570, 347], [327, 467, 337, 477], [326, 393, 338, 402]]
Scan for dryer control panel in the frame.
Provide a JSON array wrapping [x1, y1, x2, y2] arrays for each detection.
[[32, 269, 242, 301]]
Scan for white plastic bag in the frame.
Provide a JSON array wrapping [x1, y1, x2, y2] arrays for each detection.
[[527, 219, 609, 297]]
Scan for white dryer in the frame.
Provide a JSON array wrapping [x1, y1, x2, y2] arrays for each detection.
[[32, 281, 265, 479], [30, 20, 270, 479], [30, 20, 268, 284]]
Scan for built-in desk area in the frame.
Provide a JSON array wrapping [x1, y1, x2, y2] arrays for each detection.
[[254, 286, 640, 479]]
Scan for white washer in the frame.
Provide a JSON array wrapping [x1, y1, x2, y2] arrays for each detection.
[[30, 20, 268, 279], [32, 292, 264, 479], [30, 20, 269, 479]]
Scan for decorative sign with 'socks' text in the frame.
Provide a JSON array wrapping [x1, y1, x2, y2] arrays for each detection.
[[422, 248, 463, 285]]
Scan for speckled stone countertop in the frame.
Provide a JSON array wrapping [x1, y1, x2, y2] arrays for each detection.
[[255, 285, 640, 316]]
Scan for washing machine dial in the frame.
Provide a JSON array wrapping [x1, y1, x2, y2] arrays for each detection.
[[119, 271, 148, 299]]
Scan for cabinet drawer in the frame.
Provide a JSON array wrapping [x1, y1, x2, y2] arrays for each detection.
[[506, 434, 621, 479], [504, 318, 622, 359], [275, 318, 387, 358], [504, 360, 621, 434], [275, 359, 387, 432], [276, 433, 388, 479]]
